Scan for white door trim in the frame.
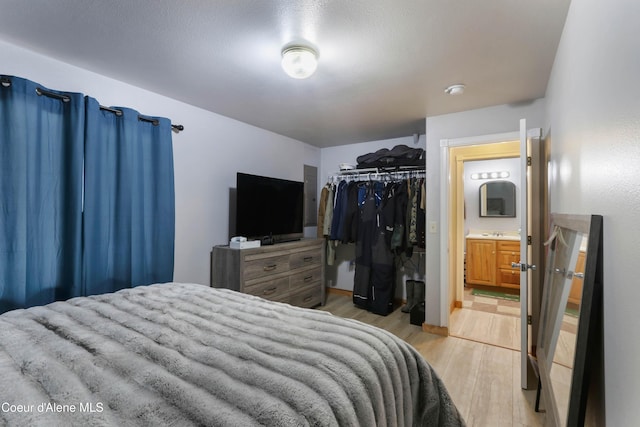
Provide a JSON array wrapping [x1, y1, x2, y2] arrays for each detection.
[[438, 129, 540, 327]]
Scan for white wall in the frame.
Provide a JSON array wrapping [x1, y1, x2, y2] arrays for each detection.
[[464, 157, 521, 234], [1, 40, 320, 287], [424, 99, 546, 325], [320, 135, 426, 297], [544, 0, 640, 424]]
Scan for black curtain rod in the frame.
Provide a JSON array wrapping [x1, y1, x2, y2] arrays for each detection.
[[99, 105, 184, 133], [36, 87, 70, 102], [28, 85, 183, 133]]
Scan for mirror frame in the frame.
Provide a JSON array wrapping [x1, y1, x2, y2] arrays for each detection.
[[478, 180, 516, 217], [537, 213, 603, 427]]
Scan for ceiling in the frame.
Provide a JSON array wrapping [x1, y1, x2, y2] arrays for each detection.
[[0, 0, 571, 148]]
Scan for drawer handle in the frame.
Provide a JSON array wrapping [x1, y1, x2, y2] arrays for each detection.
[[263, 264, 277, 271], [303, 256, 313, 262], [303, 295, 313, 302], [304, 275, 313, 282], [263, 287, 277, 295]]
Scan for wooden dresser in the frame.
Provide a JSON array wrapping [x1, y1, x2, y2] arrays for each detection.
[[210, 238, 325, 308]]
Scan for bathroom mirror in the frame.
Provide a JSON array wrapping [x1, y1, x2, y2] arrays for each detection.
[[479, 181, 516, 217], [536, 213, 602, 427]]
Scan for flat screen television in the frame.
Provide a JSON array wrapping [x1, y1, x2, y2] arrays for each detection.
[[235, 172, 304, 244]]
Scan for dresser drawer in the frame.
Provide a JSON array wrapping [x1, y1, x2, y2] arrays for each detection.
[[289, 284, 322, 308], [244, 276, 290, 300], [243, 254, 290, 280], [289, 249, 321, 270], [211, 239, 325, 308], [290, 267, 322, 289]]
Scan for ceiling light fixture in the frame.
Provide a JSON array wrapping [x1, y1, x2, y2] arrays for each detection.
[[445, 84, 466, 95], [281, 45, 318, 79]]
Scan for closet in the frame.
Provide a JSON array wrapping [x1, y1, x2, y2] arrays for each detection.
[[318, 166, 426, 316]]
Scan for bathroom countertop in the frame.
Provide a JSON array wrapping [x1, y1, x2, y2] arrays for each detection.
[[466, 231, 520, 241]]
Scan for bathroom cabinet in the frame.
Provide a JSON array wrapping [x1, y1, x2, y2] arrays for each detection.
[[466, 239, 497, 286], [466, 238, 520, 289], [496, 240, 521, 289]]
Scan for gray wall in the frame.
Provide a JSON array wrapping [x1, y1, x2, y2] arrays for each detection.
[[544, 0, 640, 424]]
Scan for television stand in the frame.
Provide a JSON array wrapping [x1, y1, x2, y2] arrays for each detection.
[[210, 238, 325, 308]]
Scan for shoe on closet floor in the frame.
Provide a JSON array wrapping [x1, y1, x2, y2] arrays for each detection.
[[401, 280, 415, 313]]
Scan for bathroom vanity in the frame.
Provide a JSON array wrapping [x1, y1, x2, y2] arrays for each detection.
[[466, 232, 521, 289]]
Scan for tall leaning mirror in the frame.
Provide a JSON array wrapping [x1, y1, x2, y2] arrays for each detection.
[[536, 213, 603, 427]]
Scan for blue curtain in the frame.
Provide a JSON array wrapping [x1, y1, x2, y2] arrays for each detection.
[[0, 76, 84, 312], [83, 97, 175, 295]]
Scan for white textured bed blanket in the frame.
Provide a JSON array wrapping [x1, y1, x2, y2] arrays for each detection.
[[0, 283, 464, 426]]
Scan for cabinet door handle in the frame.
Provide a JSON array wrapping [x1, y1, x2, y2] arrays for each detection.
[[263, 287, 277, 295], [263, 264, 277, 271], [304, 275, 313, 282], [303, 295, 313, 302], [303, 256, 313, 262]]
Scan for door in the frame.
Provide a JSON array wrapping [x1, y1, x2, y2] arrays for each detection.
[[513, 119, 535, 389]]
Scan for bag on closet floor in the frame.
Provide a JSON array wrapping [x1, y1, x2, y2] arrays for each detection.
[[410, 301, 425, 326]]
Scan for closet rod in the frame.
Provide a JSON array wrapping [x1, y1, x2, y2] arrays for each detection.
[[328, 166, 425, 182]]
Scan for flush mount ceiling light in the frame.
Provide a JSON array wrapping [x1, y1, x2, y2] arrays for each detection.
[[444, 84, 466, 95], [281, 45, 318, 79]]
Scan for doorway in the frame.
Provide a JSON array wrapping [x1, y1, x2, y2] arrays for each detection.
[[447, 141, 522, 349], [440, 126, 544, 390]]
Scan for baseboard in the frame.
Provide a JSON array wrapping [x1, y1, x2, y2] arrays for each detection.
[[326, 288, 406, 307], [326, 287, 352, 297], [454, 300, 463, 309], [422, 323, 449, 336]]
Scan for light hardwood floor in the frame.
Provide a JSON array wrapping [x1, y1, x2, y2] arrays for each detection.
[[317, 293, 546, 426]]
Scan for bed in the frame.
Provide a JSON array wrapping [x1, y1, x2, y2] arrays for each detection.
[[0, 282, 464, 426]]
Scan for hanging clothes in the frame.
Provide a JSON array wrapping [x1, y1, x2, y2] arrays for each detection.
[[329, 180, 348, 241], [326, 169, 426, 316], [368, 182, 397, 316], [318, 184, 337, 265], [353, 181, 396, 315], [416, 178, 426, 248], [317, 185, 329, 238], [390, 181, 410, 256], [353, 182, 376, 310], [341, 181, 360, 243]]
